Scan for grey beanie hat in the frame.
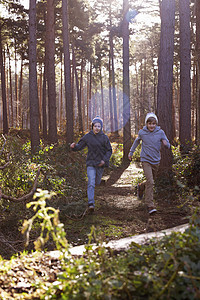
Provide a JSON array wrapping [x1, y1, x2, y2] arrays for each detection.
[[92, 116, 103, 129], [145, 113, 158, 124]]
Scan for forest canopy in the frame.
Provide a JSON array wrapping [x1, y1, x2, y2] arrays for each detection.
[[0, 0, 198, 157]]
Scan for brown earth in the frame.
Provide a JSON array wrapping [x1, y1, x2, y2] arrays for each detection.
[[0, 133, 197, 299], [0, 160, 193, 299], [0, 151, 191, 257], [89, 161, 190, 239], [62, 160, 191, 249]]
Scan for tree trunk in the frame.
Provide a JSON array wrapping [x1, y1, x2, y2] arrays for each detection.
[[80, 58, 85, 132], [62, 0, 73, 143], [191, 63, 196, 140], [139, 60, 144, 127], [42, 7, 48, 139], [46, 0, 57, 144], [195, 0, 200, 145], [60, 52, 63, 131], [86, 69, 90, 131], [99, 64, 105, 123], [0, 22, 8, 134], [14, 45, 18, 127], [109, 55, 114, 133], [122, 0, 132, 160], [157, 0, 175, 174], [72, 45, 83, 134], [18, 59, 23, 128], [29, 0, 40, 151], [42, 63, 48, 139], [179, 0, 191, 152], [109, 5, 118, 135], [7, 46, 13, 128]]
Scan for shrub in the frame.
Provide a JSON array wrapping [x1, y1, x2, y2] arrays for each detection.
[[23, 190, 200, 300]]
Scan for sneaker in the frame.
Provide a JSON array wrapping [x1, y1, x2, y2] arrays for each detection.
[[88, 204, 94, 213], [137, 183, 144, 200], [149, 208, 157, 215]]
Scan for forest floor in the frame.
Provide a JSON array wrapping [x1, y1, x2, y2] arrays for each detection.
[[0, 136, 193, 256], [95, 162, 188, 235], [63, 160, 191, 247], [0, 143, 197, 299], [0, 131, 194, 255]]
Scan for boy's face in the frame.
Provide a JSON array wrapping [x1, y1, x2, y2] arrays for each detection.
[[93, 122, 101, 134], [147, 120, 157, 132]]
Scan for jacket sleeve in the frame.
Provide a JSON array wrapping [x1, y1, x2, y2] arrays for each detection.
[[103, 136, 112, 165], [72, 136, 87, 152], [129, 134, 141, 156], [161, 131, 171, 149]]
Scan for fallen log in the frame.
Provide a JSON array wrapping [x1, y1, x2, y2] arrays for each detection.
[[0, 168, 41, 202], [48, 223, 189, 259]]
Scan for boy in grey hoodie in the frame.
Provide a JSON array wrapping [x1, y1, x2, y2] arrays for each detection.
[[128, 113, 170, 214]]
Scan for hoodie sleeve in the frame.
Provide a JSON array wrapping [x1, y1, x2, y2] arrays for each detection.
[[102, 136, 112, 165], [161, 130, 171, 149], [72, 135, 87, 152], [129, 133, 142, 156]]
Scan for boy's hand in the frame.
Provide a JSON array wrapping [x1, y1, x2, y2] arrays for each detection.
[[162, 139, 170, 148], [128, 154, 132, 161], [98, 160, 105, 167], [70, 142, 76, 149]]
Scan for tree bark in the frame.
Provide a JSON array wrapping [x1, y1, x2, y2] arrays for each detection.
[[109, 5, 118, 135], [42, 63, 48, 139], [29, 0, 40, 151], [109, 55, 114, 133], [72, 45, 83, 134], [14, 45, 18, 127], [0, 21, 8, 134], [62, 0, 74, 143], [99, 64, 105, 123], [157, 0, 175, 174], [179, 0, 191, 152], [42, 7, 48, 140], [122, 0, 132, 160], [195, 0, 200, 145], [46, 0, 57, 144], [7, 46, 14, 128], [18, 59, 23, 128]]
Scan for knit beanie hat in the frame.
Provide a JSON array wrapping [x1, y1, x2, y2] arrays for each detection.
[[92, 116, 103, 129], [145, 113, 158, 124]]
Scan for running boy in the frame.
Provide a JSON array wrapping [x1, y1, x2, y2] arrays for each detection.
[[70, 116, 112, 212], [128, 112, 170, 214]]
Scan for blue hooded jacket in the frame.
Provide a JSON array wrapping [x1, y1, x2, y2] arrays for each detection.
[[72, 130, 112, 167]]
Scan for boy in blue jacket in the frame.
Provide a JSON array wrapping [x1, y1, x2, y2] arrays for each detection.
[[128, 113, 170, 215], [70, 116, 112, 212]]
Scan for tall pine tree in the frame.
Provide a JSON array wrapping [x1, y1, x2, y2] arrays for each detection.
[[157, 0, 175, 173]]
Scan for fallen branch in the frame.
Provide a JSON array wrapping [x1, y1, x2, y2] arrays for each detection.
[[59, 206, 88, 221], [0, 152, 11, 169], [0, 168, 41, 202], [0, 134, 6, 156]]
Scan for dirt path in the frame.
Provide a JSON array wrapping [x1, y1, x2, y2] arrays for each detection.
[[94, 162, 189, 237]]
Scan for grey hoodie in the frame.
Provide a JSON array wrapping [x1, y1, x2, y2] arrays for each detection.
[[129, 126, 170, 164]]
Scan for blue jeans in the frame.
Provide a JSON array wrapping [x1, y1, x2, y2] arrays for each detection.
[[87, 166, 104, 206]]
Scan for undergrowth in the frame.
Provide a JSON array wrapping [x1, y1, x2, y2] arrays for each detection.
[[0, 135, 87, 257], [43, 217, 200, 300], [13, 190, 200, 299], [0, 134, 200, 299]]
